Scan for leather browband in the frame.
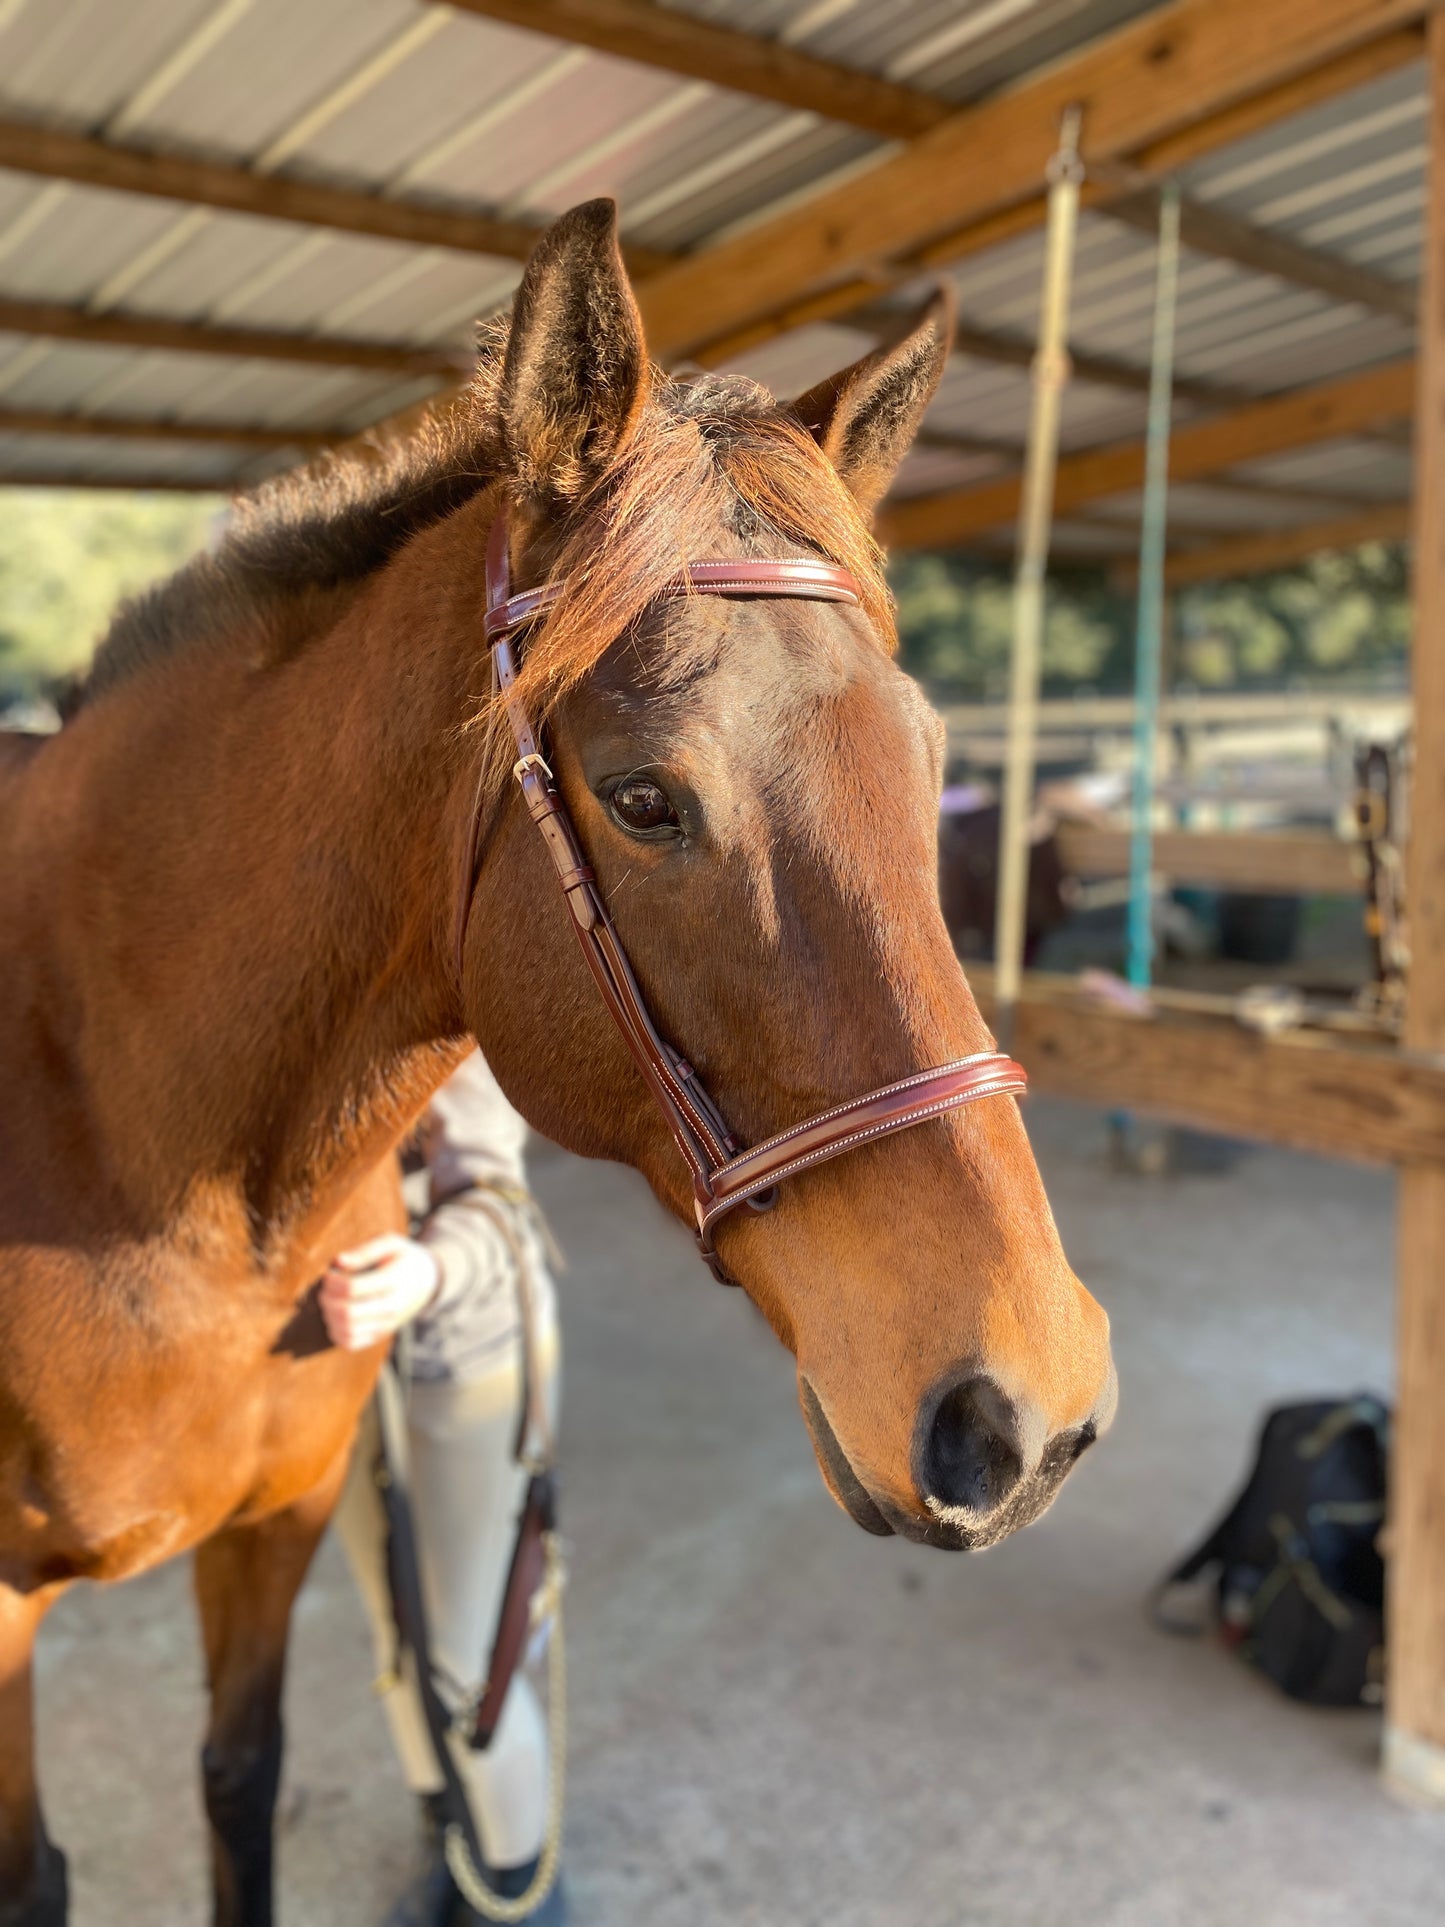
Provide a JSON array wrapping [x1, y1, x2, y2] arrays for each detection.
[[458, 505, 1027, 1282]]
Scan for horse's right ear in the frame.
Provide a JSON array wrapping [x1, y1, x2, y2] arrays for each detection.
[[498, 198, 650, 506], [788, 290, 954, 515]]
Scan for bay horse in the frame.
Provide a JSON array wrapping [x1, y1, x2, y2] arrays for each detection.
[[0, 198, 1115, 1926]]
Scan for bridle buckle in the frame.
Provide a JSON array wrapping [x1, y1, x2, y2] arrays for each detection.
[[513, 751, 554, 786]]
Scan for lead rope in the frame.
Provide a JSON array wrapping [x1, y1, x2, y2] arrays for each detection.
[[444, 1181, 566, 1923]]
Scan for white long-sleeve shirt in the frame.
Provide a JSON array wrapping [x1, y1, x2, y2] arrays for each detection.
[[402, 1051, 557, 1382]]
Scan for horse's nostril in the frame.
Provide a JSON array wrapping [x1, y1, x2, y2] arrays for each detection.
[[919, 1376, 1024, 1515]]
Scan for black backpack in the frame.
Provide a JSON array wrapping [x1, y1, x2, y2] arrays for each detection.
[[1155, 1396, 1388, 1708]]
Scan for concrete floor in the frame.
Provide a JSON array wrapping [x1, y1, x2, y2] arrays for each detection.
[[33, 1098, 1445, 1925]]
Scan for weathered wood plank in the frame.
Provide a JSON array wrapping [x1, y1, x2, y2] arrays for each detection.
[[969, 976, 1445, 1166], [1385, 0, 1445, 1807], [1055, 824, 1365, 895]]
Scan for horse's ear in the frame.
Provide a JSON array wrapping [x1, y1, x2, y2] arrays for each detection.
[[498, 198, 650, 505], [788, 290, 954, 515]]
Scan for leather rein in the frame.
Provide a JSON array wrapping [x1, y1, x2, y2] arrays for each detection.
[[457, 506, 1027, 1283]]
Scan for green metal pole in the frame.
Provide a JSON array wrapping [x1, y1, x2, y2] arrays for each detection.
[[1126, 183, 1182, 990]]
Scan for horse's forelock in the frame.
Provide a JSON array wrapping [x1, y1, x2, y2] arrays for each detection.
[[490, 372, 895, 754]]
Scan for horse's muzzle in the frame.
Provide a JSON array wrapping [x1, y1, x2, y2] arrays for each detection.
[[799, 1363, 1116, 1550]]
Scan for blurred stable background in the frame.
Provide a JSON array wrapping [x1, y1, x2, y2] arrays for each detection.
[[2, 0, 1445, 1921]]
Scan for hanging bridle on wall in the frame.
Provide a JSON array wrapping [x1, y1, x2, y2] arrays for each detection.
[[456, 505, 1027, 1282]]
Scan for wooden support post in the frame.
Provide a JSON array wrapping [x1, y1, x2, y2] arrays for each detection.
[[1384, 4, 1445, 1806]]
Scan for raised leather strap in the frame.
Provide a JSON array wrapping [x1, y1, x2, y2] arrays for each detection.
[[461, 505, 1027, 1281], [696, 1053, 1027, 1241], [483, 553, 862, 644]]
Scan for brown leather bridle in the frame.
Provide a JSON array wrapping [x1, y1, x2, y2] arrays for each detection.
[[457, 506, 1027, 1282]]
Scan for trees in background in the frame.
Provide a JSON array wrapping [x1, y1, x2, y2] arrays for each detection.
[[0, 490, 1414, 706], [890, 542, 1411, 699], [0, 489, 221, 701]]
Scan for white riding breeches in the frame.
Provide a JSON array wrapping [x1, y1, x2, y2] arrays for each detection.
[[334, 1310, 560, 1872]]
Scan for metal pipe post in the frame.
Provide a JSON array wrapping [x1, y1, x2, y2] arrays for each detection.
[[993, 106, 1084, 1046], [1126, 183, 1182, 989]]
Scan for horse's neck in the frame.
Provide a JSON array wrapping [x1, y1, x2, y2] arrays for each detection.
[[18, 502, 495, 1249]]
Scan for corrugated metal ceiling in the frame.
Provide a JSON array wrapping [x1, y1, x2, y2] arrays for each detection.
[[0, 0, 1425, 571]]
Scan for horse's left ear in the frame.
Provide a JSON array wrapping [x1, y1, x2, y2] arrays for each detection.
[[499, 197, 650, 505], [788, 290, 954, 515]]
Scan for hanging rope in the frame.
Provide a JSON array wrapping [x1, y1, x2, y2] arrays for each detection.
[[993, 105, 1085, 1045], [1126, 183, 1182, 990]]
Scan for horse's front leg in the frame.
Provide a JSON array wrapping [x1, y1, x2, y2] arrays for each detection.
[[0, 1583, 66, 1927], [193, 1455, 348, 1927]]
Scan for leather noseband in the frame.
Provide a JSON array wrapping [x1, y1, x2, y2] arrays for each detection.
[[457, 506, 1027, 1282]]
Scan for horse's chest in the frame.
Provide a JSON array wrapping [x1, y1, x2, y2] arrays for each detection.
[[0, 1253, 373, 1585]]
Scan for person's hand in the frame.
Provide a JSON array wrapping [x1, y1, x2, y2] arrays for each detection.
[[320, 1234, 440, 1352]]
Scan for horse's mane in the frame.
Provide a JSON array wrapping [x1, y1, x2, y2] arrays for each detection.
[[83, 322, 896, 711]]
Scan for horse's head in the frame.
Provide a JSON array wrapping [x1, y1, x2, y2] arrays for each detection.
[[467, 201, 1115, 1549]]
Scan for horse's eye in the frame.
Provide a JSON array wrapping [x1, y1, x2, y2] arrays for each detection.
[[610, 776, 679, 835]]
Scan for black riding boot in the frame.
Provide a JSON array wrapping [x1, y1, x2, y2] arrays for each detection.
[[384, 1797, 566, 1927], [450, 1852, 567, 1926]]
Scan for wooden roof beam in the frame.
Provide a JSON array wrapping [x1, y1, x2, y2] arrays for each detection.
[[842, 298, 1247, 408], [0, 117, 673, 274], [356, 18, 1425, 456], [1104, 184, 1418, 321], [0, 470, 233, 493], [904, 26, 1430, 284], [0, 296, 467, 376], [0, 406, 338, 449], [877, 356, 1416, 550], [637, 1, 1429, 360], [1155, 500, 1411, 584], [433, 0, 950, 141]]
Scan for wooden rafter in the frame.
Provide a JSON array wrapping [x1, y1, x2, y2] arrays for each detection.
[[638, 4, 1428, 360], [335, 12, 1430, 485], [1150, 500, 1412, 584], [0, 117, 674, 275], [913, 425, 1020, 463], [878, 358, 1416, 550], [838, 299, 1246, 409], [434, 0, 950, 141], [0, 297, 466, 376], [0, 407, 337, 450], [1104, 185, 1418, 321], [912, 25, 1430, 280], [0, 470, 233, 493], [1390, 1, 1445, 1798]]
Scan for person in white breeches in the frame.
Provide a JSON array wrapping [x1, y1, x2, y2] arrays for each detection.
[[323, 1051, 564, 1927]]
